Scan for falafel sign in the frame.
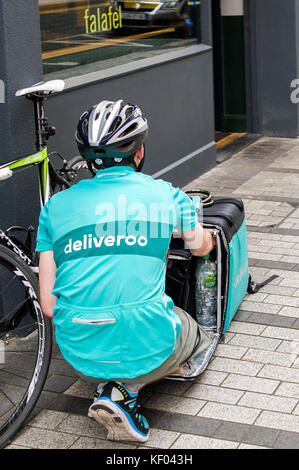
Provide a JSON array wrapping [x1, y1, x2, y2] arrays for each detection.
[[84, 7, 123, 33]]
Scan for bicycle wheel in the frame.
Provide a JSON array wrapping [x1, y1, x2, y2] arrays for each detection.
[[0, 245, 52, 448]]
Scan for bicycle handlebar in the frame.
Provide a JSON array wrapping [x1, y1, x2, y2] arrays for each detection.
[[0, 167, 12, 181]]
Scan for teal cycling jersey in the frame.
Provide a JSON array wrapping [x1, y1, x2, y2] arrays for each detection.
[[36, 166, 197, 379]]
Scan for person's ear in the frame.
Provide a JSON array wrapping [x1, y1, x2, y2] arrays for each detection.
[[134, 145, 144, 168]]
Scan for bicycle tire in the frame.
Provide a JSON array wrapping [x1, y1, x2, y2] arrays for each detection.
[[0, 245, 52, 448]]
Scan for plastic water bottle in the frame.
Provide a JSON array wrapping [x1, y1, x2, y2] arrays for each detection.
[[195, 253, 217, 329]]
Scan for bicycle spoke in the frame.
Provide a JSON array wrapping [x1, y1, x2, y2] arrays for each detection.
[[0, 273, 17, 297], [0, 366, 33, 388], [0, 363, 33, 381], [1, 321, 38, 338], [0, 388, 17, 407], [0, 296, 31, 325]]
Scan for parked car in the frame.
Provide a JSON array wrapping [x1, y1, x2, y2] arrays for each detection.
[[115, 0, 189, 29]]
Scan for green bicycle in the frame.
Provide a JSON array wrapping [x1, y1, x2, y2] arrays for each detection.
[[0, 80, 91, 448]]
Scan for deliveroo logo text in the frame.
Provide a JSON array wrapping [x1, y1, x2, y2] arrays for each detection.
[[234, 264, 248, 289]]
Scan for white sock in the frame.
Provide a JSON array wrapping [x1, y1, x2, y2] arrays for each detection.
[[96, 381, 108, 396]]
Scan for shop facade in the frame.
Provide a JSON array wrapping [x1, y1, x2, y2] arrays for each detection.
[[0, 0, 299, 230]]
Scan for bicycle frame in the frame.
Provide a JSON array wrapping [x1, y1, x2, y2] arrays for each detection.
[[0, 88, 64, 266], [0, 147, 50, 209], [0, 91, 55, 209], [0, 228, 35, 268]]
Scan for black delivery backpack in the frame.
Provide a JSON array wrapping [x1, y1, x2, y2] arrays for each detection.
[[165, 190, 277, 380]]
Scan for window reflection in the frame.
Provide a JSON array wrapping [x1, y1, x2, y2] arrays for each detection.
[[39, 0, 201, 79]]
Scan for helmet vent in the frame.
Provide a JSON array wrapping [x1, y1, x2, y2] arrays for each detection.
[[82, 119, 88, 134], [109, 116, 122, 133], [125, 106, 134, 118], [119, 122, 138, 137]]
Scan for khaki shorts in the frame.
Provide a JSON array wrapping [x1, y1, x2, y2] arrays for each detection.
[[75, 306, 212, 384]]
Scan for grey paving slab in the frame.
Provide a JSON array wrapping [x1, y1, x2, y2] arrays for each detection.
[[221, 373, 279, 394], [56, 414, 107, 439], [233, 311, 253, 322], [48, 358, 80, 378], [69, 436, 137, 449], [255, 411, 299, 433], [148, 379, 193, 397], [63, 379, 96, 399], [198, 402, 261, 425], [239, 391, 297, 413], [171, 434, 238, 449], [227, 334, 282, 351], [34, 390, 60, 410], [44, 375, 77, 394], [272, 228, 299, 237], [11, 426, 78, 449], [156, 413, 222, 438], [238, 311, 297, 329], [5, 444, 32, 449], [194, 370, 229, 386], [274, 382, 299, 399], [184, 383, 244, 405], [46, 394, 91, 416], [273, 431, 299, 449], [144, 392, 206, 415], [213, 421, 280, 448], [250, 259, 298, 271], [207, 357, 264, 376], [143, 429, 181, 449], [243, 349, 295, 367], [27, 409, 69, 430]]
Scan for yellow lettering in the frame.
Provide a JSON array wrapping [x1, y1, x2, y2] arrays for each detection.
[[97, 8, 101, 31], [84, 7, 122, 33], [101, 12, 108, 31], [84, 8, 90, 33], [113, 11, 119, 29], [119, 5, 122, 28], [108, 7, 113, 30], [90, 14, 97, 33]]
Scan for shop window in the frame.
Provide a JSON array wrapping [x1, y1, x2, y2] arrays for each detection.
[[39, 0, 202, 79]]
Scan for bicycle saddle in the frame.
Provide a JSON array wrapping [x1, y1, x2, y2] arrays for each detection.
[[15, 79, 65, 97]]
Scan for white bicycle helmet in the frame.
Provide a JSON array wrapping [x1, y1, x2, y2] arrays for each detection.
[[75, 100, 149, 169]]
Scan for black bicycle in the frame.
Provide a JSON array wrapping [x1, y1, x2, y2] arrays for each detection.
[[0, 80, 92, 448]]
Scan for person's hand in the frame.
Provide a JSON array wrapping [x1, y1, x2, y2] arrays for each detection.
[[182, 225, 217, 257], [200, 230, 216, 256]]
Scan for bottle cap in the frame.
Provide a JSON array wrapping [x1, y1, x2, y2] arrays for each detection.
[[202, 254, 210, 259]]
